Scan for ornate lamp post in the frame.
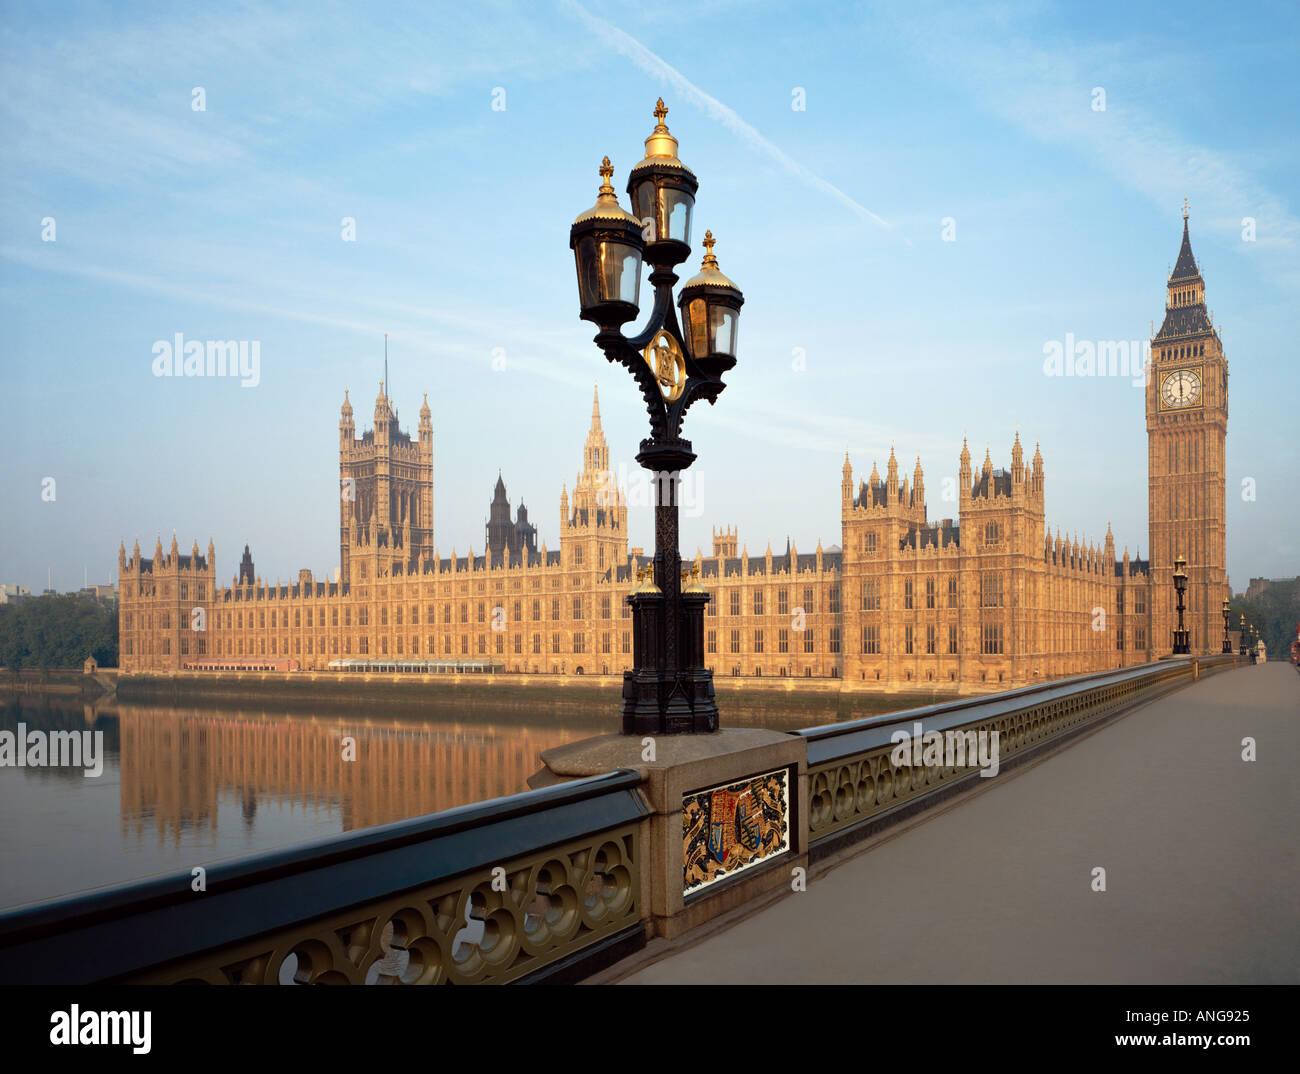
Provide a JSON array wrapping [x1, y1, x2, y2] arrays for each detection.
[[1238, 613, 1247, 658], [1171, 553, 1190, 655], [1221, 598, 1232, 654], [570, 100, 744, 736], [1250, 624, 1260, 664]]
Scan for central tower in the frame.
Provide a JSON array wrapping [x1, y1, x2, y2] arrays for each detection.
[[1147, 204, 1228, 654], [339, 383, 434, 583]]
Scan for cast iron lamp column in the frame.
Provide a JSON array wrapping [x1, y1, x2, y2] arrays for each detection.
[[1221, 597, 1232, 654], [1238, 613, 1247, 658], [1171, 553, 1190, 655], [569, 100, 744, 735]]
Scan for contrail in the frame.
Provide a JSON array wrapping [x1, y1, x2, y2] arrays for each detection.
[[560, 0, 890, 231]]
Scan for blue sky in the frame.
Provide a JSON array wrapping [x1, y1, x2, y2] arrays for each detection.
[[2, 0, 1297, 592]]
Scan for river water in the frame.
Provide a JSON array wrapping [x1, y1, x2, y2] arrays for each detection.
[[0, 691, 911, 911]]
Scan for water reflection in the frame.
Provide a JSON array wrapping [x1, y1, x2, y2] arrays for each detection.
[[0, 688, 916, 910], [0, 697, 605, 910]]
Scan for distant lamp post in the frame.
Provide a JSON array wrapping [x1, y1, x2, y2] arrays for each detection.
[[569, 99, 744, 735], [1250, 624, 1260, 664], [1221, 598, 1232, 654], [1171, 553, 1190, 655], [1238, 613, 1247, 657]]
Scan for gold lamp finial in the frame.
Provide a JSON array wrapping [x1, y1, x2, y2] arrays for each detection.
[[653, 97, 668, 127], [702, 229, 717, 264], [598, 155, 615, 195]]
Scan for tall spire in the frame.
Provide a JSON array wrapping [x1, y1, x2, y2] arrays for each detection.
[[1170, 201, 1200, 282], [591, 383, 602, 432]]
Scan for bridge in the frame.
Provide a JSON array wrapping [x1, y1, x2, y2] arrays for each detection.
[[0, 654, 1294, 985]]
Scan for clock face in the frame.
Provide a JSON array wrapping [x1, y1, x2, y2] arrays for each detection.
[[1161, 368, 1202, 409]]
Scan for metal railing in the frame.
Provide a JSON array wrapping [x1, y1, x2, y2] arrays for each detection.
[[796, 655, 1237, 857], [0, 770, 648, 985]]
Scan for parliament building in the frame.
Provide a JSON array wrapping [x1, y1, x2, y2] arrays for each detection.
[[117, 213, 1230, 690]]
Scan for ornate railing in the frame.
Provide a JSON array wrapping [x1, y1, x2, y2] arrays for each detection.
[[797, 656, 1236, 855], [0, 655, 1240, 983], [0, 770, 647, 985]]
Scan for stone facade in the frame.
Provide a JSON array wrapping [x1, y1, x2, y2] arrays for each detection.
[[117, 216, 1228, 687]]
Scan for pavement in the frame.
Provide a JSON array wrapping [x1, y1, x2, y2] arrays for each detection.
[[618, 662, 1300, 984]]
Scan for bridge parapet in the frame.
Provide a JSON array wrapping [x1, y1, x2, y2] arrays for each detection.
[[0, 655, 1240, 984], [798, 655, 1234, 859]]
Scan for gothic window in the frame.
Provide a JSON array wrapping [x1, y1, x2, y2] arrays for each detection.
[[985, 522, 999, 546], [862, 625, 879, 654], [778, 588, 789, 616], [551, 598, 560, 620], [828, 586, 840, 614], [803, 586, 814, 613], [905, 625, 914, 654], [729, 629, 740, 653], [803, 630, 814, 654], [573, 596, 582, 620], [829, 627, 840, 654], [730, 591, 741, 617], [904, 581, 913, 610], [948, 624, 958, 654], [707, 630, 716, 654], [574, 547, 583, 566], [864, 532, 877, 553], [601, 595, 610, 619], [754, 629, 764, 654], [926, 578, 935, 609], [753, 590, 764, 615], [981, 623, 1003, 654], [948, 576, 958, 608], [980, 573, 1002, 608], [778, 628, 789, 653], [622, 631, 630, 653], [926, 625, 936, 654]]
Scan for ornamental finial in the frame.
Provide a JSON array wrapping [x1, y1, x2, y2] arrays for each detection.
[[653, 97, 668, 127], [598, 156, 614, 195], [701, 229, 717, 267], [1182, 195, 1189, 220]]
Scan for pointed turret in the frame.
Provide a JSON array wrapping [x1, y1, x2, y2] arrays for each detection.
[[887, 445, 899, 499]]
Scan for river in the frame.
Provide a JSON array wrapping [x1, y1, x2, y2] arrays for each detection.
[[0, 689, 916, 910]]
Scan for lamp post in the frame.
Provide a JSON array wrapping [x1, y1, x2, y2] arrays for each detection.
[[570, 100, 744, 735], [1238, 613, 1247, 658], [1221, 598, 1232, 655], [1171, 553, 1190, 655], [1250, 624, 1260, 664]]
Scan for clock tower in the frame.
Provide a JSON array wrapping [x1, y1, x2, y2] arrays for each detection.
[[1147, 203, 1228, 655]]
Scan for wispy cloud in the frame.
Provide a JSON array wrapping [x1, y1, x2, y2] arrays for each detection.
[[559, 0, 892, 232], [885, 7, 1299, 265]]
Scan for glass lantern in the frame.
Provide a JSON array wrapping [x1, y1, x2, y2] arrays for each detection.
[[570, 157, 644, 329], [678, 231, 743, 381], [626, 99, 698, 267]]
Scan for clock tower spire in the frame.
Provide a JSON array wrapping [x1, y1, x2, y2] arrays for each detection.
[[1147, 203, 1228, 655]]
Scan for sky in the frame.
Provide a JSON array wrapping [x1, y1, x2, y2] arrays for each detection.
[[2, 0, 1297, 593]]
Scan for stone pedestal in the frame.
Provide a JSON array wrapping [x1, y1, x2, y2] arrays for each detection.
[[532, 729, 807, 940]]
